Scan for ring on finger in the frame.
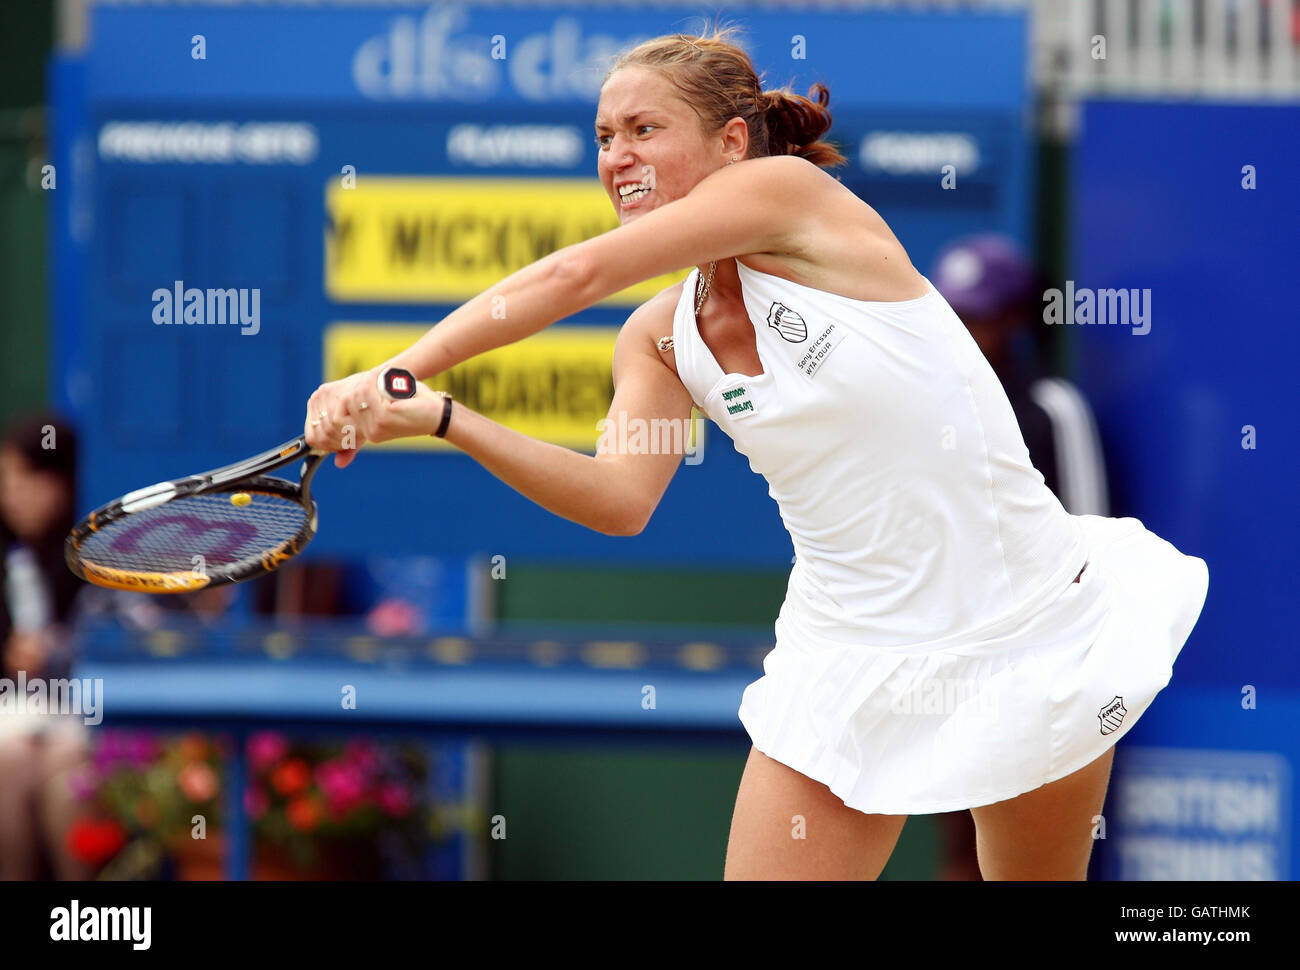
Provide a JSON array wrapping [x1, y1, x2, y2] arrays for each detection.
[[358, 401, 369, 410], [319, 409, 328, 421]]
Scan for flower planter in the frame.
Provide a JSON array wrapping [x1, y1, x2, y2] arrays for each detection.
[[169, 834, 381, 880]]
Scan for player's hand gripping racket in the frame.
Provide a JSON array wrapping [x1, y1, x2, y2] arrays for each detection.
[[66, 368, 420, 593]]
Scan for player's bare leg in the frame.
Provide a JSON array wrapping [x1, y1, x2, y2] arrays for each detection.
[[724, 746, 907, 880], [40, 729, 95, 880], [970, 746, 1115, 880], [0, 734, 41, 880]]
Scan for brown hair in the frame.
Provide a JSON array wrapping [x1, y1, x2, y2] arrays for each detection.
[[603, 24, 847, 169]]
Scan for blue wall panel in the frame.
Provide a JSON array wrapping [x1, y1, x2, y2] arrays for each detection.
[[57, 4, 1033, 566], [1073, 100, 1299, 879]]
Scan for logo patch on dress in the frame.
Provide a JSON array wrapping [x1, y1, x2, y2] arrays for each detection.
[[719, 383, 757, 420], [1098, 696, 1127, 735], [767, 303, 808, 342], [795, 322, 844, 379]]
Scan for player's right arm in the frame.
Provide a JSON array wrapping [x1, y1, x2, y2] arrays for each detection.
[[360, 291, 693, 536]]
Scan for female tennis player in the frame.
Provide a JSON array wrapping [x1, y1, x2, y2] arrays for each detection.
[[304, 29, 1209, 880]]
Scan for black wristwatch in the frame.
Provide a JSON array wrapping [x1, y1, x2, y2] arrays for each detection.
[[433, 392, 454, 438]]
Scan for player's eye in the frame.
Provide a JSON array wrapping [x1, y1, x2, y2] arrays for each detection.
[[595, 126, 655, 150]]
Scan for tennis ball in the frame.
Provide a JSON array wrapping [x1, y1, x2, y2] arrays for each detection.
[[230, 492, 252, 507]]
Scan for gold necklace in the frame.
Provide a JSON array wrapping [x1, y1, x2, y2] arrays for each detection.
[[694, 260, 717, 316], [657, 158, 736, 353], [656, 261, 719, 353]]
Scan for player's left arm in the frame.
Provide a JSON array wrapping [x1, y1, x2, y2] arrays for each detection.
[[385, 155, 828, 378], [562, 154, 827, 303], [308, 157, 832, 461]]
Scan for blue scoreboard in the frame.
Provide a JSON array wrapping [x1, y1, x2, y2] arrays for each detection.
[[51, 2, 1033, 566]]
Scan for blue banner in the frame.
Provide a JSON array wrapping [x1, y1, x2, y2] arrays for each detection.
[[88, 3, 1028, 108]]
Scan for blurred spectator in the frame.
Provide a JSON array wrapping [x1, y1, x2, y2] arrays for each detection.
[[0, 414, 91, 879], [929, 234, 1111, 880], [932, 233, 1109, 515]]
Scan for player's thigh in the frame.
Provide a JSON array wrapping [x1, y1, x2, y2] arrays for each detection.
[[970, 746, 1115, 881], [724, 746, 907, 880]]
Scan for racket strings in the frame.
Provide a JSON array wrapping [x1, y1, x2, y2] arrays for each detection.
[[76, 491, 307, 574]]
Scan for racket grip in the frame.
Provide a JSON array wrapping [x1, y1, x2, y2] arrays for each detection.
[[379, 367, 419, 400]]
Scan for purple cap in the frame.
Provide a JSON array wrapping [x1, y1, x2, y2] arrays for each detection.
[[930, 233, 1035, 318]]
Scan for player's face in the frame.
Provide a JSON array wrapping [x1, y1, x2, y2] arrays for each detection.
[[595, 67, 723, 225]]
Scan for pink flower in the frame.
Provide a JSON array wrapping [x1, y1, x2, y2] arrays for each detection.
[[342, 738, 379, 778], [68, 765, 99, 801], [93, 730, 127, 772], [178, 762, 219, 803], [247, 731, 289, 773], [124, 732, 160, 768], [315, 760, 366, 816], [377, 783, 413, 818], [244, 786, 269, 821], [366, 598, 423, 636]]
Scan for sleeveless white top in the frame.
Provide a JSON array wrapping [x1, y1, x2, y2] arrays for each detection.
[[671, 260, 1088, 649]]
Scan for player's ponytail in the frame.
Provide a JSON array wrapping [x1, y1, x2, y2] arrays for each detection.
[[604, 25, 847, 170], [760, 83, 846, 168]]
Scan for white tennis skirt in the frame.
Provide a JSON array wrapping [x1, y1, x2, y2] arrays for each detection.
[[737, 514, 1210, 815]]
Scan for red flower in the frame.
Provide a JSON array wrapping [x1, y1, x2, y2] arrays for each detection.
[[271, 758, 311, 797], [178, 732, 209, 762], [286, 797, 321, 832], [66, 818, 128, 868]]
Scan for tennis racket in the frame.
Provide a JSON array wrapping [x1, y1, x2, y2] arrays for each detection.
[[65, 367, 420, 594]]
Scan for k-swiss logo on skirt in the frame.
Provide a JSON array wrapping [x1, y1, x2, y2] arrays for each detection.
[[767, 302, 808, 342], [1098, 696, 1127, 735]]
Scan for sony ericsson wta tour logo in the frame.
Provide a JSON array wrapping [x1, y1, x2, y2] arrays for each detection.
[[767, 302, 808, 342], [1099, 696, 1128, 735]]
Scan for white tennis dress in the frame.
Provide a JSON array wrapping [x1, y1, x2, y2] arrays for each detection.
[[671, 260, 1210, 815]]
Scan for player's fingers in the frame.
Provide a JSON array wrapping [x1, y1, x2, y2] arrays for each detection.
[[314, 397, 345, 451], [352, 372, 394, 441], [336, 384, 374, 442], [334, 448, 359, 470], [305, 390, 331, 450], [323, 383, 366, 451]]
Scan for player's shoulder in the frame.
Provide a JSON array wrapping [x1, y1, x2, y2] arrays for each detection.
[[617, 280, 685, 351], [747, 154, 844, 196]]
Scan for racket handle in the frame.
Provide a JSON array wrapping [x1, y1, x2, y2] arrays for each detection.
[[379, 367, 419, 400]]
